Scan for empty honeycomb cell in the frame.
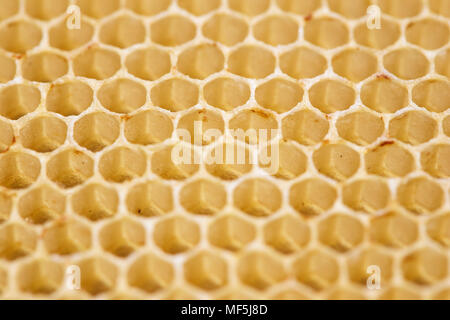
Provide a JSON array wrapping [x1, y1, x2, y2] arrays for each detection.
[[126, 0, 171, 16], [353, 19, 401, 50], [151, 15, 196, 47], [178, 0, 220, 16], [332, 49, 378, 82], [125, 110, 173, 146], [77, 0, 120, 19], [43, 219, 92, 255], [126, 181, 173, 217], [208, 215, 256, 251], [348, 248, 393, 285], [304, 17, 349, 49], [151, 78, 199, 112], [180, 179, 227, 215], [74, 112, 120, 152], [47, 149, 93, 188], [228, 46, 276, 79], [77, 257, 118, 295], [389, 111, 438, 145], [0, 84, 41, 120], [435, 49, 450, 77], [406, 19, 449, 50], [98, 79, 147, 114], [336, 112, 384, 146], [99, 15, 146, 49], [125, 48, 171, 81], [46, 81, 93, 117], [185, 251, 227, 290], [0, 0, 19, 21], [289, 179, 337, 216], [421, 144, 450, 178], [379, 287, 422, 300], [20, 116, 67, 153], [238, 251, 286, 290], [49, 20, 94, 51], [318, 214, 364, 252], [282, 110, 329, 146], [229, 109, 278, 144], [327, 0, 370, 18], [383, 48, 429, 80], [177, 109, 224, 145], [203, 77, 250, 111], [22, 52, 68, 83], [99, 218, 145, 257], [205, 143, 253, 180], [280, 47, 327, 79], [360, 78, 408, 113], [412, 80, 450, 113], [365, 143, 415, 177], [0, 223, 37, 260], [309, 80, 355, 114], [0, 192, 12, 223], [370, 212, 418, 248], [0, 54, 15, 83], [276, 0, 321, 15], [253, 15, 299, 46], [343, 179, 390, 213], [73, 47, 121, 80], [154, 216, 200, 254], [293, 250, 339, 290], [0, 152, 41, 189], [25, 0, 68, 20], [397, 177, 444, 214], [378, 0, 423, 18], [264, 215, 310, 254], [427, 213, 450, 247], [202, 14, 249, 46], [233, 178, 282, 217], [402, 248, 448, 285], [0, 20, 42, 54], [228, 0, 270, 16], [177, 44, 225, 80], [255, 78, 303, 114], [99, 147, 147, 183], [0, 120, 14, 153], [151, 144, 199, 180], [128, 253, 174, 293], [18, 185, 65, 224], [72, 184, 118, 221], [313, 144, 360, 181], [17, 259, 63, 294]]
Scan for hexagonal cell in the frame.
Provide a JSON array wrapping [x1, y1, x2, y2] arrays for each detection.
[[427, 213, 450, 247], [126, 181, 173, 217], [0, 223, 37, 260], [151, 144, 199, 180], [208, 215, 256, 251], [205, 143, 253, 180], [0, 20, 42, 53], [128, 253, 174, 293], [343, 179, 390, 213], [99, 15, 145, 49], [229, 109, 278, 144], [402, 248, 448, 285], [125, 48, 171, 81], [327, 0, 370, 18], [337, 112, 384, 146], [0, 120, 13, 153], [74, 112, 120, 152], [99, 147, 146, 183], [435, 49, 450, 77], [72, 183, 118, 221], [73, 47, 121, 80], [184, 251, 228, 290], [47, 149, 93, 188], [0, 192, 12, 223], [0, 0, 19, 21], [379, 287, 421, 300], [389, 111, 437, 145], [383, 48, 429, 80], [264, 215, 310, 254], [228, 0, 270, 16], [290, 179, 337, 216], [77, 0, 121, 19], [43, 219, 91, 255], [332, 49, 378, 82], [49, 19, 94, 51], [253, 15, 298, 46], [18, 185, 65, 224], [98, 79, 146, 114], [361, 77, 408, 113], [25, 0, 69, 20], [293, 250, 339, 290], [353, 18, 401, 49], [260, 140, 307, 179], [124, 110, 173, 146], [280, 47, 327, 79], [204, 77, 250, 111], [202, 14, 249, 46], [180, 179, 227, 215], [406, 19, 449, 50], [234, 178, 282, 217], [100, 218, 145, 257], [313, 144, 360, 181], [429, 0, 450, 17], [77, 257, 118, 295], [422, 144, 450, 178], [347, 248, 393, 285], [151, 15, 196, 46], [46, 81, 93, 116], [318, 214, 364, 252], [178, 0, 220, 16], [154, 216, 200, 254], [178, 44, 225, 80], [370, 212, 418, 247], [304, 17, 349, 49], [412, 80, 449, 113], [309, 79, 355, 114], [0, 84, 41, 120], [0, 152, 41, 189], [20, 116, 67, 153], [22, 52, 68, 82], [378, 0, 423, 18], [125, 0, 172, 16], [365, 143, 415, 177], [177, 109, 224, 145], [228, 46, 276, 79], [17, 259, 63, 294], [276, 0, 321, 15], [255, 78, 303, 114], [282, 110, 329, 146], [151, 78, 199, 112], [0, 54, 15, 83], [397, 177, 444, 214]]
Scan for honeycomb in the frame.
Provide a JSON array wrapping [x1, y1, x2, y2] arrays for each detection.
[[0, 0, 448, 300]]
